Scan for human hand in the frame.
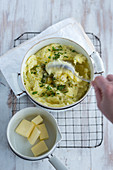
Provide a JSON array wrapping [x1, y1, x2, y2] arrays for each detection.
[[92, 75, 113, 123]]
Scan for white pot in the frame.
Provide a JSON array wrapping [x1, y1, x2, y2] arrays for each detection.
[[13, 37, 104, 111], [7, 107, 68, 170]]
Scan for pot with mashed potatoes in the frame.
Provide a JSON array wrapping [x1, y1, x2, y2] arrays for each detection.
[[18, 37, 103, 111]]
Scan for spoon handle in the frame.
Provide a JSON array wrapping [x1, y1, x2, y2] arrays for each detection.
[[74, 73, 91, 83]]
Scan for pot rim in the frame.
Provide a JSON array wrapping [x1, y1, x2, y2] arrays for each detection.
[[20, 37, 94, 110]]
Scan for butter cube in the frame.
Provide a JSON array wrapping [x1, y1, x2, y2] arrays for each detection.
[[32, 115, 43, 125], [37, 123, 49, 140], [28, 127, 40, 145], [31, 140, 48, 157], [15, 119, 34, 137]]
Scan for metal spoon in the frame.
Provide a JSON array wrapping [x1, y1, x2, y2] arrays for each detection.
[[46, 60, 91, 83]]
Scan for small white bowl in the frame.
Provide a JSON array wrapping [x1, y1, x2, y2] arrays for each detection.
[[7, 107, 62, 161]]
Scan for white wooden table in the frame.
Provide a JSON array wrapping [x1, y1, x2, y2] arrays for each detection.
[[0, 0, 113, 169]]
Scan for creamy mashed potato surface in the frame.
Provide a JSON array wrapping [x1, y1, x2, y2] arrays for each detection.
[[23, 44, 91, 107]]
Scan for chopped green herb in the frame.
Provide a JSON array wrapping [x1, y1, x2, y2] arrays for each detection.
[[41, 72, 49, 83], [41, 79, 46, 83], [59, 52, 63, 55], [31, 71, 36, 74], [41, 92, 45, 97], [40, 84, 44, 87], [48, 56, 51, 59], [72, 50, 76, 52], [57, 85, 65, 91], [57, 85, 68, 93], [55, 55, 60, 58], [32, 91, 37, 95], [63, 91, 68, 93], [64, 56, 68, 58], [45, 94, 49, 97], [51, 91, 55, 96], [53, 53, 60, 60], [36, 65, 39, 67], [55, 53, 60, 56], [53, 83, 56, 87], [52, 46, 58, 51], [56, 92, 60, 94], [46, 85, 52, 91], [48, 49, 51, 51], [52, 77, 56, 81], [45, 61, 47, 63], [52, 46, 62, 51], [58, 45, 62, 49]]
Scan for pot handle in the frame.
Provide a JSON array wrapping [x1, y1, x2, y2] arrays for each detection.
[[48, 154, 68, 170], [12, 73, 26, 97], [90, 51, 105, 74]]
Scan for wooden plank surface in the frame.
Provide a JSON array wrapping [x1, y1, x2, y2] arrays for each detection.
[[0, 0, 113, 169]]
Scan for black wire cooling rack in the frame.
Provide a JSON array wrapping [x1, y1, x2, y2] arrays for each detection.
[[11, 32, 103, 148]]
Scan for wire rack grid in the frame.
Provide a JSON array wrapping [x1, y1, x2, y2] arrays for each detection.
[[11, 32, 103, 148]]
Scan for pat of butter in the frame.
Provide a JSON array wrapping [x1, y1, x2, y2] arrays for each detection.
[[31, 140, 48, 156], [15, 119, 34, 138], [37, 123, 49, 140], [28, 127, 40, 145], [32, 115, 43, 125]]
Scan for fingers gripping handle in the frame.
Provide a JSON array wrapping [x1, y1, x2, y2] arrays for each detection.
[[49, 155, 68, 170], [91, 52, 105, 74]]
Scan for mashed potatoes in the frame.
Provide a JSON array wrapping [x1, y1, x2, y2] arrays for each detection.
[[23, 43, 91, 107]]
